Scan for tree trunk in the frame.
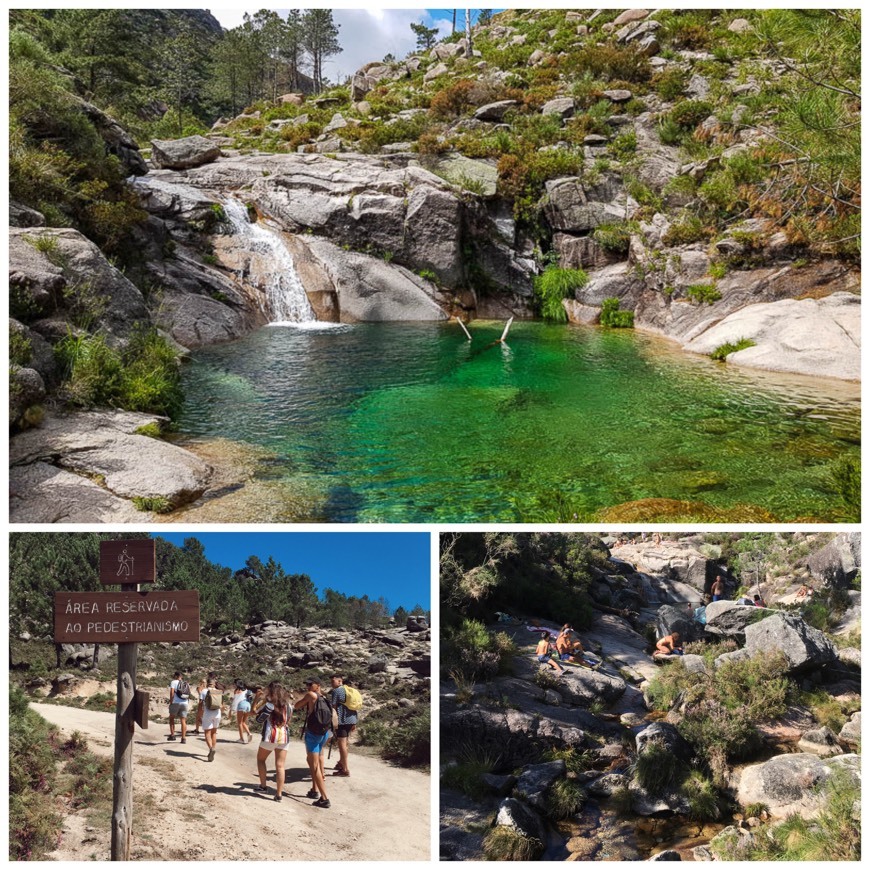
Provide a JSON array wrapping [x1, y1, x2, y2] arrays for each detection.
[[452, 9, 456, 34], [465, 10, 473, 58]]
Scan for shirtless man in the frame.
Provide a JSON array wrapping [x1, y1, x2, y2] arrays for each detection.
[[711, 575, 725, 602], [655, 632, 684, 657]]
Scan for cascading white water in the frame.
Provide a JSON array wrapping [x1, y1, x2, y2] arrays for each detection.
[[222, 197, 316, 324]]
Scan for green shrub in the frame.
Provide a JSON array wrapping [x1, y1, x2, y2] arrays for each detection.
[[669, 99, 714, 131], [545, 778, 585, 819], [593, 222, 633, 254], [441, 743, 500, 800], [685, 283, 722, 304], [483, 826, 544, 861], [653, 68, 689, 101], [682, 770, 720, 821], [609, 129, 637, 160], [710, 338, 755, 361], [442, 619, 517, 682], [10, 687, 61, 859], [662, 214, 710, 246], [657, 116, 684, 146], [566, 43, 652, 82], [542, 746, 594, 776], [497, 149, 583, 223], [600, 297, 634, 328], [9, 328, 33, 367], [55, 332, 124, 407], [635, 741, 685, 793], [132, 496, 172, 513], [533, 266, 589, 322]]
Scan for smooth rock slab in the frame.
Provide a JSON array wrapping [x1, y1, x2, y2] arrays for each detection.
[[703, 600, 775, 638], [683, 293, 860, 381], [9, 461, 144, 523], [10, 410, 213, 510]]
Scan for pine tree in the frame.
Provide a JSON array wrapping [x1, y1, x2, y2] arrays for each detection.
[[302, 9, 341, 93], [410, 21, 439, 52]]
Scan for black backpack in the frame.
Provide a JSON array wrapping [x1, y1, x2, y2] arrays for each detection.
[[306, 695, 333, 736], [176, 679, 190, 700]]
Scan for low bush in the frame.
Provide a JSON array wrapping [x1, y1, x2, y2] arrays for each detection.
[[652, 68, 689, 101], [710, 338, 755, 361], [545, 778, 585, 819], [442, 618, 516, 682], [600, 297, 634, 328], [566, 43, 652, 83], [533, 266, 589, 322], [685, 283, 722, 304], [593, 222, 633, 254], [497, 149, 583, 223], [483, 826, 544, 861], [441, 742, 500, 799], [635, 741, 685, 793], [669, 99, 714, 131], [358, 704, 429, 767], [662, 213, 710, 246]]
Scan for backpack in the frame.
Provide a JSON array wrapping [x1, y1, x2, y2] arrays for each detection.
[[206, 687, 224, 711], [306, 695, 333, 736], [245, 689, 254, 704], [175, 680, 190, 701], [342, 685, 363, 712]]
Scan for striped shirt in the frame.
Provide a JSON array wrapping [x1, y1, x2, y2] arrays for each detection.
[[256, 702, 292, 744]]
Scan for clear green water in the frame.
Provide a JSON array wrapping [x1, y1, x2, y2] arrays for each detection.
[[179, 321, 860, 522]]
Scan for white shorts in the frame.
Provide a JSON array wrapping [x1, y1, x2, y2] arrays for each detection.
[[260, 740, 290, 752], [202, 709, 221, 731]]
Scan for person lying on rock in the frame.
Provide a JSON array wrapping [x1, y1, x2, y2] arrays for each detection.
[[556, 624, 584, 661], [654, 631, 684, 658], [536, 632, 565, 675]]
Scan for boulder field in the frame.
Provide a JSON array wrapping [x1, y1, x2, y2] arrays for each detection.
[[441, 534, 860, 861]]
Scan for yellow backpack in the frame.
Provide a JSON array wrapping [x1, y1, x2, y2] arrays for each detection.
[[343, 685, 363, 711]]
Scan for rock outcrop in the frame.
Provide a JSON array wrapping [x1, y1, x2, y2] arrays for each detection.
[[151, 135, 222, 170], [743, 613, 837, 673]]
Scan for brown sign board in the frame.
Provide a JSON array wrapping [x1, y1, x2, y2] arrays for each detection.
[[134, 690, 150, 729], [100, 539, 156, 586], [54, 590, 200, 644]]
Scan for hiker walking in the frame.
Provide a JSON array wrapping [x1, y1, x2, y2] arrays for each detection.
[[329, 674, 359, 777], [232, 680, 253, 743], [201, 677, 225, 762], [294, 676, 332, 809], [190, 676, 206, 735], [167, 671, 191, 743], [253, 682, 293, 801]]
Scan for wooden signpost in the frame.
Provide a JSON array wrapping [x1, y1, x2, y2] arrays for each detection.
[[54, 539, 200, 861]]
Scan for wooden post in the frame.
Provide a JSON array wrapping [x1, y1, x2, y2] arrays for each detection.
[[111, 582, 138, 862]]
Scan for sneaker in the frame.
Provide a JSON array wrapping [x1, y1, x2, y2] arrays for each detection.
[[274, 794, 282, 802], [333, 770, 350, 777], [313, 798, 331, 809], [237, 738, 247, 743], [306, 789, 319, 799], [207, 748, 215, 762], [167, 735, 176, 741], [255, 785, 268, 793], [180, 737, 187, 744], [246, 734, 253, 743]]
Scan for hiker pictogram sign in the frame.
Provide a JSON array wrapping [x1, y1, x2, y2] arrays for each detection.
[[100, 539, 156, 586], [54, 591, 200, 643]]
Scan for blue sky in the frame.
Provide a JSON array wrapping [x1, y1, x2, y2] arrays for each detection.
[[211, 9, 494, 80], [155, 532, 431, 611]]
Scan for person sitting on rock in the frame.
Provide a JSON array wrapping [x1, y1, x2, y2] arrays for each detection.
[[654, 631, 683, 658], [753, 594, 766, 608], [556, 624, 584, 661], [711, 575, 726, 602], [535, 632, 564, 674]]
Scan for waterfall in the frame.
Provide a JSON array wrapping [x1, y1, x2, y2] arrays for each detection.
[[222, 197, 316, 324]]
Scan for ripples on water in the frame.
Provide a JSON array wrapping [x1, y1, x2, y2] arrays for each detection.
[[180, 321, 860, 522]]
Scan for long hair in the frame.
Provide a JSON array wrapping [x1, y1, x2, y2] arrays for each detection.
[[268, 682, 290, 725]]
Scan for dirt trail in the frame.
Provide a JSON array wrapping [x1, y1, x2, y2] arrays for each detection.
[[35, 703, 429, 861]]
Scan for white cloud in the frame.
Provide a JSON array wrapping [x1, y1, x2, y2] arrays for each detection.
[[210, 7, 456, 83]]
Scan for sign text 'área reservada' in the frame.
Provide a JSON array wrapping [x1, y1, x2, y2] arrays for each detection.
[[54, 590, 200, 643]]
